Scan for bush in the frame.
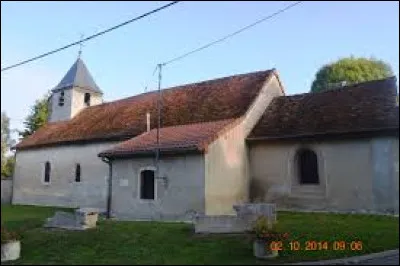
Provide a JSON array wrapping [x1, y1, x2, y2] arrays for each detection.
[[1, 226, 18, 244]]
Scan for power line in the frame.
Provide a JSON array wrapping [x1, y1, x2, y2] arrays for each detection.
[[152, 1, 302, 172], [161, 1, 302, 67], [1, 1, 180, 72]]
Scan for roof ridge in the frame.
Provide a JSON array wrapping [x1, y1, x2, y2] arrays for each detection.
[[148, 118, 237, 132], [282, 76, 397, 99], [87, 69, 274, 108], [18, 68, 274, 150]]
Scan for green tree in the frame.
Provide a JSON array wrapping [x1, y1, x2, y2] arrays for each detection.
[[2, 156, 15, 178], [19, 94, 50, 138], [1, 112, 11, 171], [311, 57, 394, 93], [1, 112, 15, 178]]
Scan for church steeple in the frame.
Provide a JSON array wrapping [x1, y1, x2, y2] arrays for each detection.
[[48, 58, 103, 122], [52, 58, 102, 94]]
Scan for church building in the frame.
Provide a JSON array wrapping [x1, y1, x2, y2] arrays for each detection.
[[12, 58, 399, 220]]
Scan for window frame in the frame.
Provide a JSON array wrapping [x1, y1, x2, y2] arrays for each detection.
[[137, 166, 157, 201], [75, 163, 81, 183], [58, 91, 65, 106], [84, 93, 91, 106], [296, 148, 320, 185], [43, 161, 51, 185]]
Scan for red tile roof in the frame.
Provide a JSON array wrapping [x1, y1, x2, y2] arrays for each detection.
[[248, 77, 399, 140], [98, 119, 238, 158], [16, 69, 275, 150]]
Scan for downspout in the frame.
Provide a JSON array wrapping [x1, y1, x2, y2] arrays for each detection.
[[8, 141, 18, 204], [10, 150, 17, 204], [101, 157, 113, 219]]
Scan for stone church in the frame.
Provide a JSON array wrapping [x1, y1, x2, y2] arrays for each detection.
[[12, 58, 399, 220]]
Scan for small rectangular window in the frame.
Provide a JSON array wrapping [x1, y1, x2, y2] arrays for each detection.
[[140, 170, 155, 200], [44, 161, 51, 183], [84, 93, 91, 106], [75, 164, 81, 182], [58, 91, 65, 106]]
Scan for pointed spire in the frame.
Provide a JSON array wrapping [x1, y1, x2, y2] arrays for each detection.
[[52, 58, 102, 94]]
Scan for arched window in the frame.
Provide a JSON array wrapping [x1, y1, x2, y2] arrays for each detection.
[[140, 170, 155, 200], [44, 161, 51, 183], [84, 93, 91, 106], [75, 163, 81, 182], [297, 148, 319, 184]]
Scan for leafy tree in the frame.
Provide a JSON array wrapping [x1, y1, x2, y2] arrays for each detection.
[[1, 112, 15, 178], [19, 94, 50, 138], [2, 156, 15, 178], [311, 57, 394, 93]]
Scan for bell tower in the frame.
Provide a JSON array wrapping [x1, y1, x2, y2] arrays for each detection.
[[48, 57, 103, 122]]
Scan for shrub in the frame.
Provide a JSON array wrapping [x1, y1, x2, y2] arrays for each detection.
[[252, 216, 284, 241], [1, 226, 18, 244]]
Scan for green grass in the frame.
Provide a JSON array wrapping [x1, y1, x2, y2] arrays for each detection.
[[1, 205, 399, 265]]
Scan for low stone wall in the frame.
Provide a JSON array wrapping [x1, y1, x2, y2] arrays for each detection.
[[195, 203, 276, 234], [1, 179, 13, 204]]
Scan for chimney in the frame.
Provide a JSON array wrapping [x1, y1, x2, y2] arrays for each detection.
[[146, 112, 151, 132]]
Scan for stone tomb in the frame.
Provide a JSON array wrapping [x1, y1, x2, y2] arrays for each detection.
[[44, 208, 99, 230]]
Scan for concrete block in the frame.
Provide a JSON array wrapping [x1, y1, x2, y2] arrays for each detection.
[[44, 208, 99, 230], [194, 215, 248, 233], [75, 208, 99, 228], [233, 203, 277, 224], [195, 203, 277, 234]]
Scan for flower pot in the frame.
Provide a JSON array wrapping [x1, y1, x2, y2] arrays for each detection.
[[1, 240, 21, 262], [253, 239, 278, 259]]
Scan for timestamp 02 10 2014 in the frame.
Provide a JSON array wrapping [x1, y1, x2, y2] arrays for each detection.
[[269, 240, 363, 251]]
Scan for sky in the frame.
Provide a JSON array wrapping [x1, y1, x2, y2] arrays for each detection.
[[1, 1, 399, 138]]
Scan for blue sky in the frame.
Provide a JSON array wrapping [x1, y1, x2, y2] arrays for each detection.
[[1, 1, 399, 136]]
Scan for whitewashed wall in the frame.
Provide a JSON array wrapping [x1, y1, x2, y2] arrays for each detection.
[[204, 74, 284, 215], [13, 142, 118, 209]]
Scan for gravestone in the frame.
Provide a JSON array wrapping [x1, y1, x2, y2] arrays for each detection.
[[44, 208, 99, 230]]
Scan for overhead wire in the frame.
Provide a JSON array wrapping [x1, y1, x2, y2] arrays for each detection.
[[160, 1, 302, 67], [1, 1, 180, 72]]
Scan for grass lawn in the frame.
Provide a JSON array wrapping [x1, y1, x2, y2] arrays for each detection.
[[1, 204, 399, 265]]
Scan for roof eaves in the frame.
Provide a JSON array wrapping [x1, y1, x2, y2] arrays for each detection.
[[246, 127, 399, 142], [15, 134, 136, 151], [98, 145, 202, 159]]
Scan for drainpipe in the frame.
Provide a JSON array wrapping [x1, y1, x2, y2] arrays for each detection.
[[101, 157, 113, 219], [10, 151, 17, 204]]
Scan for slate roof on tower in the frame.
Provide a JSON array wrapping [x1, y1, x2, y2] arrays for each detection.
[[16, 69, 277, 150], [52, 58, 102, 94]]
